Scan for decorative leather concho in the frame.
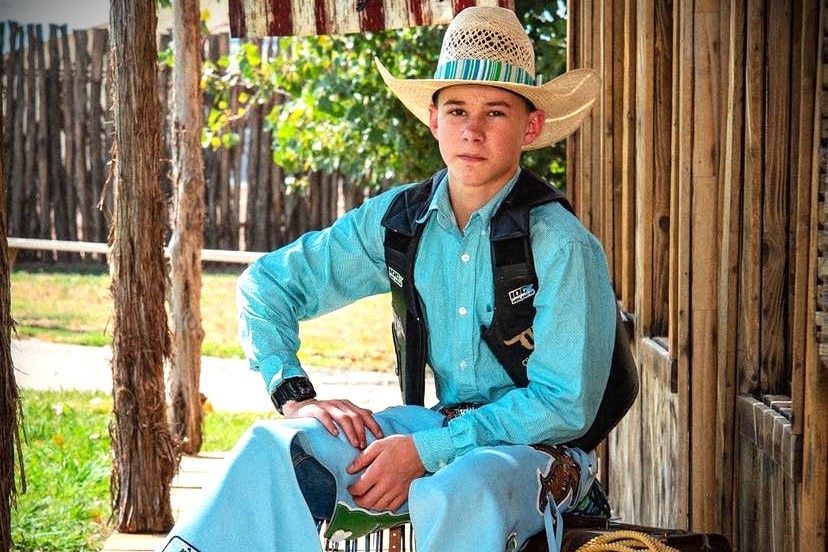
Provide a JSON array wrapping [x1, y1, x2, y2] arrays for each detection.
[[532, 444, 582, 514]]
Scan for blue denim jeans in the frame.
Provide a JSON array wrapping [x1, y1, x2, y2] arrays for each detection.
[[291, 441, 336, 521]]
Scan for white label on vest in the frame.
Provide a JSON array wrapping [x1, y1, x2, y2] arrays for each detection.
[[508, 284, 536, 305], [388, 266, 404, 288]]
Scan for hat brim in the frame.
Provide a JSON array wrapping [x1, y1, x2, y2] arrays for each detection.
[[376, 60, 600, 151]]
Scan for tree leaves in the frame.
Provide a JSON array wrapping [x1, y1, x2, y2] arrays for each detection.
[[194, 3, 569, 191]]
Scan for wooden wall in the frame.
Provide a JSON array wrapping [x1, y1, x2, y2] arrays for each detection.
[[568, 1, 826, 550]]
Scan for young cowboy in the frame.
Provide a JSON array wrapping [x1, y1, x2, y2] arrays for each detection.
[[159, 6, 616, 552]]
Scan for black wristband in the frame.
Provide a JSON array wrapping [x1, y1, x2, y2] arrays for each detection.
[[270, 376, 317, 414]]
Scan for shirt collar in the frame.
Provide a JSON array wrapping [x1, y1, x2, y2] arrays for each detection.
[[417, 168, 523, 228]]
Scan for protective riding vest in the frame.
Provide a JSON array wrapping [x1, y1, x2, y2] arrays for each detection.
[[380, 169, 639, 452]]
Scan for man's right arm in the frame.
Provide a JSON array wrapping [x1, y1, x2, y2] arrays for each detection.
[[235, 187, 407, 395]]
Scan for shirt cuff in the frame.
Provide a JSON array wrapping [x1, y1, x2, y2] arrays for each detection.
[[412, 426, 457, 473], [257, 355, 307, 394]]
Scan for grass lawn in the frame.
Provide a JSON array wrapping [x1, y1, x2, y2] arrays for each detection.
[[11, 264, 396, 372], [12, 389, 265, 552]]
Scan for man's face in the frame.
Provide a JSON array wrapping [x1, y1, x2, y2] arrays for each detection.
[[429, 84, 545, 194]]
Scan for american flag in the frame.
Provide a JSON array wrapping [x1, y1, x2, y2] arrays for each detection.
[[229, 0, 515, 38]]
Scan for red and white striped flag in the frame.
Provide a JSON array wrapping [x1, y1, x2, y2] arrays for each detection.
[[229, 0, 515, 38]]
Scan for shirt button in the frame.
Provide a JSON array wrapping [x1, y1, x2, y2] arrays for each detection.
[[458, 306, 468, 316], [461, 253, 470, 263], [460, 360, 468, 369]]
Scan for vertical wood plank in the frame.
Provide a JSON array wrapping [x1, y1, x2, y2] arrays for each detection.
[[33, 25, 50, 243], [738, 0, 764, 395], [8, 22, 24, 238], [226, 80, 243, 251], [640, 340, 680, 526], [46, 25, 66, 247], [60, 26, 78, 242], [201, 33, 219, 249], [89, 28, 108, 243], [690, 0, 722, 532], [619, 0, 637, 310], [804, 0, 828, 550], [599, 0, 615, 279], [216, 34, 234, 249], [715, 0, 745, 541], [244, 89, 262, 250], [73, 29, 92, 244], [0, 22, 5, 80], [566, 0, 583, 210], [651, 0, 673, 338], [24, 23, 40, 235], [575, 0, 595, 227], [605, 0, 640, 517], [384, 0, 410, 32], [672, 0, 693, 530], [761, 0, 791, 393], [635, 0, 655, 338], [787, 0, 812, 440]]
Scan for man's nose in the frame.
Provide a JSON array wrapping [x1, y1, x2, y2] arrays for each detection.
[[461, 116, 484, 141]]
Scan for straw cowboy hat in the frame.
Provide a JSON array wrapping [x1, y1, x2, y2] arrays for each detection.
[[376, 6, 600, 150]]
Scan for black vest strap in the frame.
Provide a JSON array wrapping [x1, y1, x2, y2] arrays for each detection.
[[381, 169, 638, 450], [380, 173, 439, 406], [482, 172, 573, 386]]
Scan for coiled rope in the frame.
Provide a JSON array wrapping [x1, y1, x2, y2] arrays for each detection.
[[575, 530, 682, 552]]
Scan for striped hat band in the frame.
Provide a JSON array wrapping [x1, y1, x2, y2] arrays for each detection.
[[433, 59, 536, 87]]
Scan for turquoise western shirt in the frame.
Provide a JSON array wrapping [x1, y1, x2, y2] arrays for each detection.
[[237, 169, 616, 472]]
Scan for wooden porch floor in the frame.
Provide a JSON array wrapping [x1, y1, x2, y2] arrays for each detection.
[[101, 453, 228, 552]]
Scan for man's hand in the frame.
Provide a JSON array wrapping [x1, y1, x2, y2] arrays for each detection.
[[282, 398, 383, 449], [345, 435, 425, 512]]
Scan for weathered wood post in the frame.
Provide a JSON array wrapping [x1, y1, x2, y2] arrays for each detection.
[[0, 76, 24, 552], [108, 0, 178, 532], [168, 0, 207, 455]]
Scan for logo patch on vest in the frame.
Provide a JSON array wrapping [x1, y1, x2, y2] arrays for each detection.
[[388, 266, 403, 288], [504, 327, 534, 351], [508, 284, 536, 305]]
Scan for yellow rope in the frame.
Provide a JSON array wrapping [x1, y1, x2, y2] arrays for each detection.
[[575, 530, 682, 552]]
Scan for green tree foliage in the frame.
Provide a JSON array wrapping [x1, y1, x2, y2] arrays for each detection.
[[192, 2, 570, 190], [266, 27, 445, 187], [517, 0, 569, 180]]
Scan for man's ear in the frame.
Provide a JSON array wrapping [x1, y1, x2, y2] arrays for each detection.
[[428, 104, 439, 139], [522, 110, 546, 147]]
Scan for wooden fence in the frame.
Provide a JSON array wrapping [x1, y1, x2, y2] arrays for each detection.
[[1, 22, 366, 262]]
